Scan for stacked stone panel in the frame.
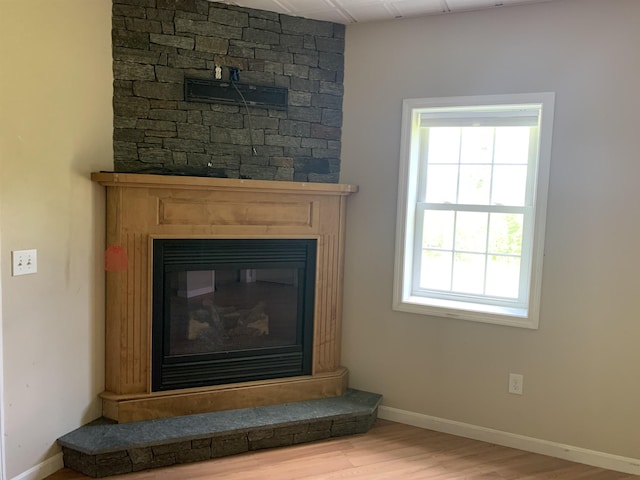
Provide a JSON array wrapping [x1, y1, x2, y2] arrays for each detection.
[[112, 0, 345, 182]]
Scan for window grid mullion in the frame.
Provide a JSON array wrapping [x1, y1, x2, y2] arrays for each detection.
[[418, 203, 526, 215], [450, 211, 457, 292], [450, 128, 463, 292], [482, 214, 490, 296], [482, 127, 498, 296]]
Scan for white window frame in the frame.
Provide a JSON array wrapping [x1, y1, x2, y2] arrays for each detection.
[[393, 92, 555, 329]]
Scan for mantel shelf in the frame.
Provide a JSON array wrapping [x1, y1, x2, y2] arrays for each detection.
[[91, 172, 358, 196]]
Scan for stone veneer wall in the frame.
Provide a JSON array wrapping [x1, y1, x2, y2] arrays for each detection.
[[112, 0, 345, 182]]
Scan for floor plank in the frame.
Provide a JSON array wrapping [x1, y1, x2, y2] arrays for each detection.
[[45, 420, 636, 479]]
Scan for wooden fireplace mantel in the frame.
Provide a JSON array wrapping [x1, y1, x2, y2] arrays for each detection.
[[92, 172, 357, 422]]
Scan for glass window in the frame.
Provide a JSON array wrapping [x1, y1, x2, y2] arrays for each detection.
[[394, 93, 555, 328]]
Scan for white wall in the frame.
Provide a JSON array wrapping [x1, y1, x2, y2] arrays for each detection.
[[341, 0, 640, 460], [0, 0, 112, 477]]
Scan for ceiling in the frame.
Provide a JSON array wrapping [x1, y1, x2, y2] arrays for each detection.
[[217, 0, 556, 24]]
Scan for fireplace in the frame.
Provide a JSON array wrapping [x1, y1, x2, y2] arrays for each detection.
[[92, 172, 357, 422], [152, 238, 316, 391]]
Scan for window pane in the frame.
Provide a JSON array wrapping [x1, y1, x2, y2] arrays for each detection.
[[492, 165, 527, 206], [427, 127, 460, 164], [452, 253, 485, 294], [420, 250, 452, 291], [460, 127, 494, 164], [422, 210, 454, 250], [425, 165, 458, 203], [458, 165, 491, 205], [454, 212, 488, 253], [494, 127, 530, 164], [485, 255, 521, 298], [487, 213, 523, 255]]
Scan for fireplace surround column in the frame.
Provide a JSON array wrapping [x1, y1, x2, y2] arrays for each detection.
[[92, 172, 357, 422]]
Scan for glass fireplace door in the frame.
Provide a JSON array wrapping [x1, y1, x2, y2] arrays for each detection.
[[152, 239, 316, 391]]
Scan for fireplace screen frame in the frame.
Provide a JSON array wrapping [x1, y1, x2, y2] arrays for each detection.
[[151, 238, 317, 392]]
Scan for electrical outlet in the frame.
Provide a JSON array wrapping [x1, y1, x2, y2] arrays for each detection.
[[12, 249, 37, 276], [508, 373, 523, 395]]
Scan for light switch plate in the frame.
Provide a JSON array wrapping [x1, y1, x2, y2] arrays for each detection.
[[12, 249, 37, 276]]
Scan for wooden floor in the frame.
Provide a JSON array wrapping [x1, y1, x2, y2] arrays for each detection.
[[47, 420, 635, 480]]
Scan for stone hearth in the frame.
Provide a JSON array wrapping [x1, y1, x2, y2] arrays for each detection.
[[59, 389, 381, 478]]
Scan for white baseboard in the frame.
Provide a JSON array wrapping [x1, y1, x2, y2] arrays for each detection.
[[11, 453, 63, 480], [378, 406, 640, 476]]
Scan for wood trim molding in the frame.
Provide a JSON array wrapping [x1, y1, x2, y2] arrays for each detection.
[[91, 172, 358, 195]]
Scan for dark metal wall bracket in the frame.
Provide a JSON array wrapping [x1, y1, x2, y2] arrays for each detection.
[[185, 77, 288, 110]]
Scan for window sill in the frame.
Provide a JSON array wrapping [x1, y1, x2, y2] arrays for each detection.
[[393, 295, 538, 329]]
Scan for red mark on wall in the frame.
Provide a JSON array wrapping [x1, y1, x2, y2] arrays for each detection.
[[105, 245, 129, 272]]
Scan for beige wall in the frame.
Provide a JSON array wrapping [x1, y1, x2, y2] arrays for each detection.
[[341, 0, 640, 460], [0, 0, 112, 477]]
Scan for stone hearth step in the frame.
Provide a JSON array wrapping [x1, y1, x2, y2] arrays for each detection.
[[58, 389, 382, 478]]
